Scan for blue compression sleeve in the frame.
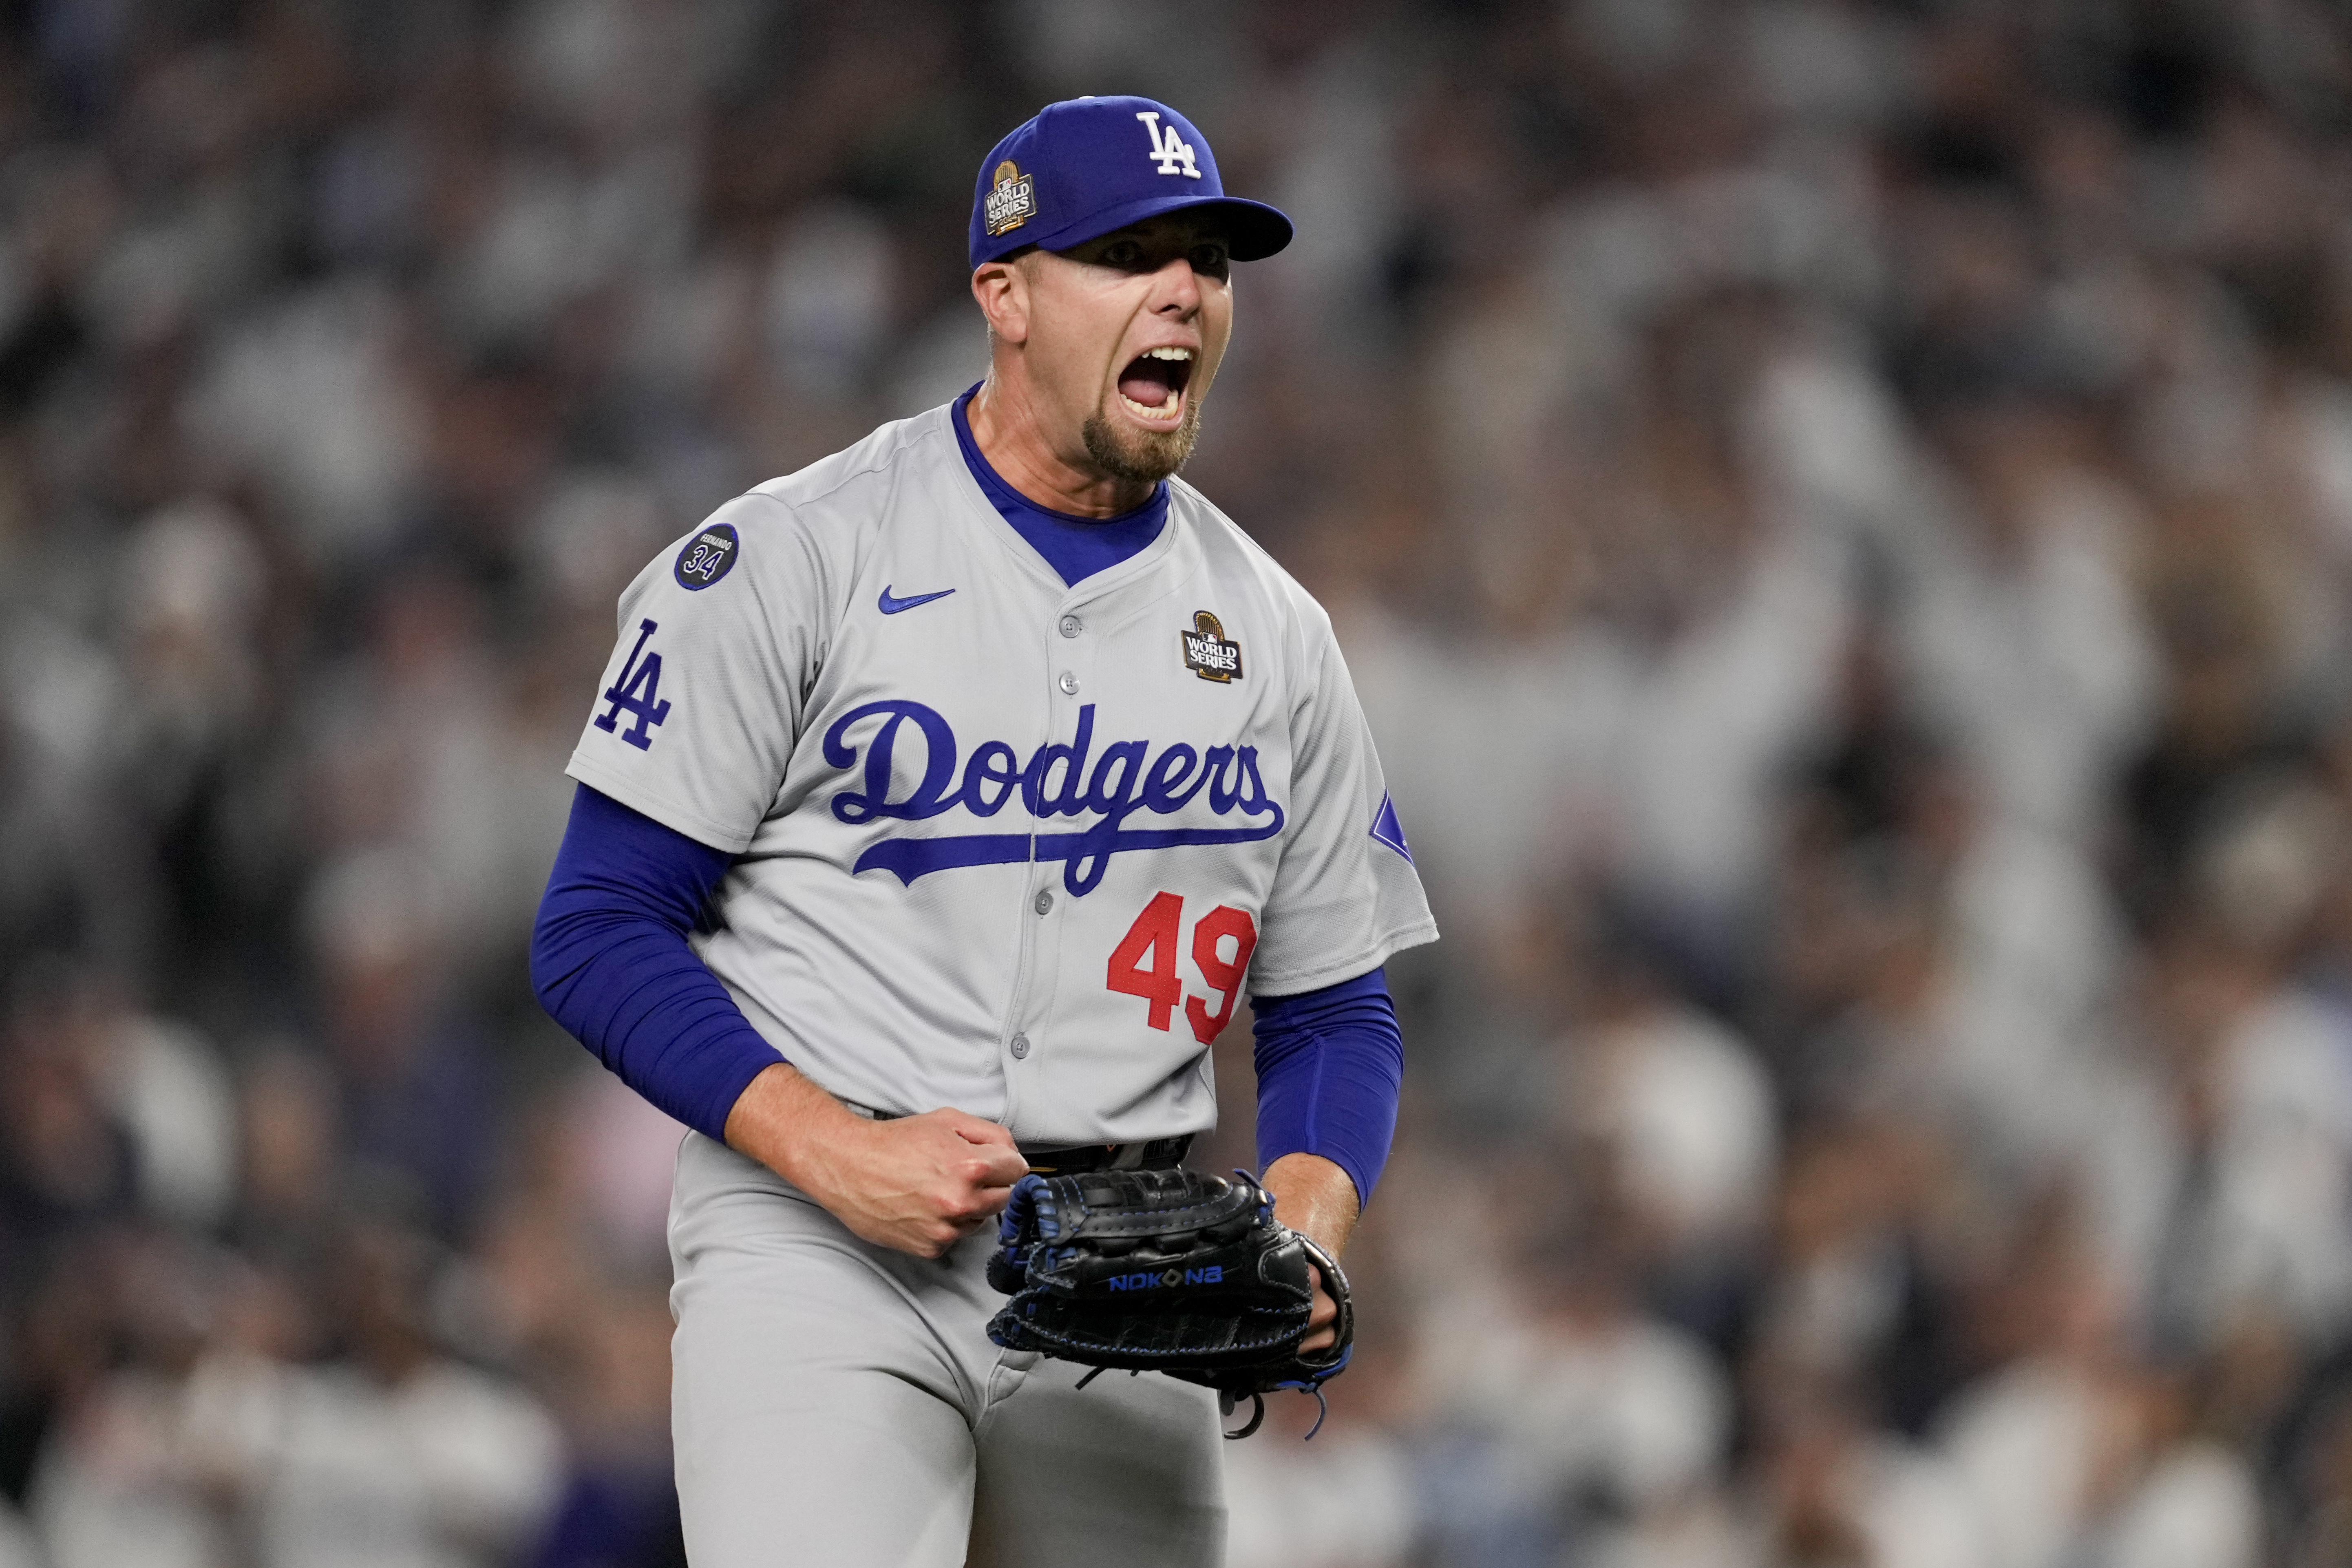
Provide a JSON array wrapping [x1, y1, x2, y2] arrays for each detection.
[[1249, 967, 1403, 1207], [530, 784, 780, 1140]]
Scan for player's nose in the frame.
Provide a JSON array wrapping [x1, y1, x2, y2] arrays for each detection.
[[1145, 252, 1201, 316]]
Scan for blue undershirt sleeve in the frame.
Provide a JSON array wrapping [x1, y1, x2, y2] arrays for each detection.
[[1248, 967, 1404, 1208], [530, 784, 782, 1141]]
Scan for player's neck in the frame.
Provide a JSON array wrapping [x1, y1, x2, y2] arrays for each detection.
[[967, 378, 1158, 520]]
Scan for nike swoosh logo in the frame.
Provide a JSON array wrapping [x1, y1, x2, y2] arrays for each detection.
[[878, 585, 956, 615]]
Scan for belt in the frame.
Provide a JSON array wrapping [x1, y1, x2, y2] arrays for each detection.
[[1017, 1135, 1193, 1174], [841, 1102, 1191, 1175]]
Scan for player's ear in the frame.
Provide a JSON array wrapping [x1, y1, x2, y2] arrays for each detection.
[[972, 256, 1031, 346]]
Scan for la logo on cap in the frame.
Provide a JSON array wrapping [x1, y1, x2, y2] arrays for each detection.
[[1136, 111, 1201, 179], [985, 160, 1036, 236]]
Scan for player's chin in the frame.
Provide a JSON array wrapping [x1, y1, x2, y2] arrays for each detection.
[[1082, 397, 1203, 485]]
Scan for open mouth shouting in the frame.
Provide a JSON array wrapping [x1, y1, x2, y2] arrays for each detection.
[[1117, 345, 1194, 424]]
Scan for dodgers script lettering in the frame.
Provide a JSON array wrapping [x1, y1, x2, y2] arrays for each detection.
[[822, 700, 1283, 896]]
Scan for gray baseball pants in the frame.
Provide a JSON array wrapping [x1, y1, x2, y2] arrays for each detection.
[[668, 1131, 1227, 1566]]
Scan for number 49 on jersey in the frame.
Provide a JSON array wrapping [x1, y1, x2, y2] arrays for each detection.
[[1107, 892, 1258, 1045]]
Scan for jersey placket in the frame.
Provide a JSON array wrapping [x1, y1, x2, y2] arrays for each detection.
[[994, 592, 1106, 1136], [1002, 557, 1195, 1133]]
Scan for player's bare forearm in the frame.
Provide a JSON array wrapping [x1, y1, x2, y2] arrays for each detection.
[[724, 1061, 1028, 1259], [1263, 1151, 1359, 1256], [1263, 1151, 1358, 1352]]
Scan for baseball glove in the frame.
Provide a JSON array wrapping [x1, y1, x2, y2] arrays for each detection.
[[985, 1167, 1354, 1438]]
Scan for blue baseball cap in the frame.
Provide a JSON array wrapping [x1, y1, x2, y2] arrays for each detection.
[[969, 96, 1293, 270]]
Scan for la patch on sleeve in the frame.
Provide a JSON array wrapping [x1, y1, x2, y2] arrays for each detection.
[[674, 523, 740, 590], [595, 618, 672, 750]]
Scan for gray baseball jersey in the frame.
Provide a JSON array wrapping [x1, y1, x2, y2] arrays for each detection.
[[567, 400, 1436, 1145]]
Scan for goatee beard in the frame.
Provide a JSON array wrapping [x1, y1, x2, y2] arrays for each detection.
[[1082, 398, 1204, 486]]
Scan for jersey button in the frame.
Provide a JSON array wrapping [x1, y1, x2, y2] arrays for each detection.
[[1034, 890, 1053, 915], [1059, 614, 1082, 638], [1010, 1034, 1031, 1060], [1058, 671, 1080, 695]]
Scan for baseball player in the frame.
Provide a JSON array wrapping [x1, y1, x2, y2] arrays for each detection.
[[532, 96, 1436, 1566]]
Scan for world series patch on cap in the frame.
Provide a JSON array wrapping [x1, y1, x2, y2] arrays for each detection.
[[968, 96, 1292, 269], [985, 160, 1036, 237]]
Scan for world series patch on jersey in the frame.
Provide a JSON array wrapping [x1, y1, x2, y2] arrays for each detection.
[[568, 402, 1437, 1146]]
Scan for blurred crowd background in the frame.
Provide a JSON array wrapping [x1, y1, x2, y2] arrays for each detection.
[[6, 0, 2352, 1564]]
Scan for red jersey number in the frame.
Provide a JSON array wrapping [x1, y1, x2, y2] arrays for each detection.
[[1105, 893, 1260, 1044]]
